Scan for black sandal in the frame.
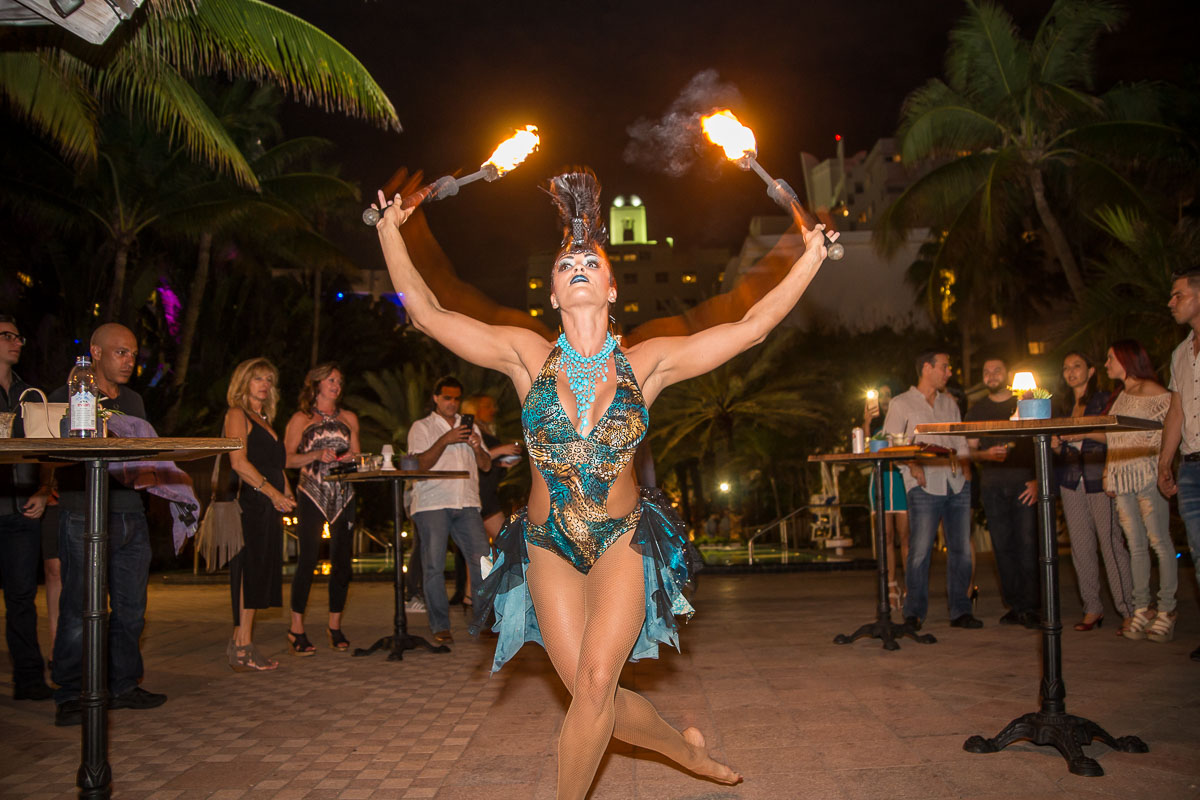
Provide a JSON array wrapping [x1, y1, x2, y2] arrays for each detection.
[[287, 630, 316, 657], [327, 628, 349, 651]]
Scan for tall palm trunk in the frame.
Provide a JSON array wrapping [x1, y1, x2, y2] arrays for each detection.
[[164, 231, 213, 433], [1029, 166, 1086, 303], [106, 237, 130, 322], [310, 266, 321, 368]]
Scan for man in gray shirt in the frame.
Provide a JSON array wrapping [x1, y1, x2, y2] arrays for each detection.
[[883, 350, 979, 629], [1157, 267, 1200, 662]]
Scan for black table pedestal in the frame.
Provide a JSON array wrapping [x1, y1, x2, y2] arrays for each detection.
[[962, 433, 1146, 775], [353, 476, 449, 660], [834, 458, 936, 649]]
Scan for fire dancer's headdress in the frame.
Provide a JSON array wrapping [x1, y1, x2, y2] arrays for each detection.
[[546, 169, 608, 255]]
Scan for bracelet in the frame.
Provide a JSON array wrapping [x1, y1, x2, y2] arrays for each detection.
[[255, 477, 267, 492]]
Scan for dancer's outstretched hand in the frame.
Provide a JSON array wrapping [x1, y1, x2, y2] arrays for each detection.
[[800, 222, 838, 262], [373, 190, 414, 231]]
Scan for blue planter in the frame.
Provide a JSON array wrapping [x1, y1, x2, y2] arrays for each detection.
[[1018, 398, 1052, 420], [869, 438, 887, 453]]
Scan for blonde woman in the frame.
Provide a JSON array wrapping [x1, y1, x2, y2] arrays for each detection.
[[223, 358, 296, 671]]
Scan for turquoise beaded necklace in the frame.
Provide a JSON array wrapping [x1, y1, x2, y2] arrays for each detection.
[[557, 332, 617, 434]]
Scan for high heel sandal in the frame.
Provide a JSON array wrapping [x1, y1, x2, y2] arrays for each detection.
[[1122, 608, 1154, 640], [887, 581, 902, 611], [287, 630, 316, 656], [230, 642, 278, 672], [1145, 612, 1176, 643], [327, 628, 350, 651], [1074, 614, 1103, 631]]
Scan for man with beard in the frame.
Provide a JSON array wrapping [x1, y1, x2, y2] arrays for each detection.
[[883, 350, 979, 630], [964, 357, 1040, 628]]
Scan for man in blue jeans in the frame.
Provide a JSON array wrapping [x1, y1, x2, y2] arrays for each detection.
[[407, 377, 491, 644], [47, 324, 167, 725], [883, 350, 981, 629], [1158, 268, 1200, 662]]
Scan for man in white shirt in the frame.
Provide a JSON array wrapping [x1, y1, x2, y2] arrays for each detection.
[[1157, 268, 1200, 662], [883, 350, 979, 630], [407, 376, 491, 644]]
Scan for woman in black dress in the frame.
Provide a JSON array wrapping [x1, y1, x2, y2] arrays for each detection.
[[223, 357, 297, 671]]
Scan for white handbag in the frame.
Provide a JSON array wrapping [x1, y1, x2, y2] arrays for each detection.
[[18, 388, 67, 438]]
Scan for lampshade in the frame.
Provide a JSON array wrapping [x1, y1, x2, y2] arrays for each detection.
[[1011, 372, 1038, 393]]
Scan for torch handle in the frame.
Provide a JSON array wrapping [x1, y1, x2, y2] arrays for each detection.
[[767, 178, 844, 260], [361, 175, 460, 227]]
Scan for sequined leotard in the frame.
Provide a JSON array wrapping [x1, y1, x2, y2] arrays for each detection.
[[522, 344, 649, 572], [471, 343, 698, 672]]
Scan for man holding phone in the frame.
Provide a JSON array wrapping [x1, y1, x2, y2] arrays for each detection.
[[407, 376, 492, 644]]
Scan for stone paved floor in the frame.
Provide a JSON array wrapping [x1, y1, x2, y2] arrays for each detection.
[[1, 553, 1198, 799]]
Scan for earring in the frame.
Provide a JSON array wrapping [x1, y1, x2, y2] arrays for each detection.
[[608, 315, 620, 339]]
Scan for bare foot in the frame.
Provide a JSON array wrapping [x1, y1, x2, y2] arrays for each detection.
[[682, 727, 742, 785]]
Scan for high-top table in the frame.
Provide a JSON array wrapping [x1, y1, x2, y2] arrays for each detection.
[[915, 415, 1156, 776], [327, 469, 468, 660], [0, 437, 241, 799], [809, 449, 939, 650]]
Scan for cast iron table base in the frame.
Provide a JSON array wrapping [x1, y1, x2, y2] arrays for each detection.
[[964, 710, 1148, 777]]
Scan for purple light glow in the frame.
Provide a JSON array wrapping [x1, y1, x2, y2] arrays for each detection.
[[158, 283, 182, 339]]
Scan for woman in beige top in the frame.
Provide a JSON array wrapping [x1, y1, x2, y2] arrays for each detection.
[[1103, 340, 1177, 642]]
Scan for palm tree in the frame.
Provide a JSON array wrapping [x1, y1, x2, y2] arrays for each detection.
[[875, 0, 1183, 304], [0, 0, 399, 189], [650, 331, 828, 522]]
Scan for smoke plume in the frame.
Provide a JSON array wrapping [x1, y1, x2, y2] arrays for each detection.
[[623, 70, 744, 177]]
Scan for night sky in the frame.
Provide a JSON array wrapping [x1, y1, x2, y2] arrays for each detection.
[[278, 0, 1197, 308]]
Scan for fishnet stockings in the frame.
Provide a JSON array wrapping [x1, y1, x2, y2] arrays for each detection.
[[527, 534, 702, 799]]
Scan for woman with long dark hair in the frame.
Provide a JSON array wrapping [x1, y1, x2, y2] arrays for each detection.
[[284, 362, 361, 655], [372, 169, 836, 796], [1053, 351, 1133, 633], [1102, 340, 1177, 642]]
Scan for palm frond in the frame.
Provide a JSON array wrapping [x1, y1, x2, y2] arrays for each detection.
[[898, 80, 1005, 161], [0, 51, 97, 164], [872, 152, 998, 256], [946, 1, 1028, 102], [262, 172, 360, 207], [137, 0, 401, 132], [253, 136, 335, 179], [96, 60, 258, 188], [1032, 0, 1125, 90]]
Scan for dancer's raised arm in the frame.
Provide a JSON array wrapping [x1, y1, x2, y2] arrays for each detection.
[[374, 191, 545, 387], [634, 223, 835, 402]]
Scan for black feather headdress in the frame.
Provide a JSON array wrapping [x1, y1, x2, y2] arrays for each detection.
[[545, 169, 608, 254]]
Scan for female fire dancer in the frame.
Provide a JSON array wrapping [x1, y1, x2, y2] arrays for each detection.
[[373, 170, 836, 798]]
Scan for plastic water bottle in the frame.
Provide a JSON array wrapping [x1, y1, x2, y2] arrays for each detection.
[[67, 355, 99, 438]]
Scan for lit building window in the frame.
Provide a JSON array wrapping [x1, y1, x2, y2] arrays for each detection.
[[990, 313, 1005, 329], [1021, 230, 1037, 243], [622, 253, 637, 262], [681, 273, 698, 284], [528, 277, 544, 290], [529, 305, 544, 317], [1028, 341, 1047, 355], [717, 271, 725, 283], [623, 302, 639, 313], [17, 272, 32, 287], [938, 269, 956, 324]]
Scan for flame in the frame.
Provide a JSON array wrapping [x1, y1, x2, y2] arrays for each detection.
[[484, 125, 540, 174], [701, 110, 756, 161]]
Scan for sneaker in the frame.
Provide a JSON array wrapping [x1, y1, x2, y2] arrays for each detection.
[[109, 686, 167, 710], [14, 682, 53, 701], [903, 615, 923, 631], [432, 630, 454, 644], [54, 700, 82, 727], [405, 597, 426, 613], [950, 614, 984, 629]]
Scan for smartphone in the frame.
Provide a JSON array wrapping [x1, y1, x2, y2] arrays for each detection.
[[459, 413, 475, 431], [866, 390, 880, 419]]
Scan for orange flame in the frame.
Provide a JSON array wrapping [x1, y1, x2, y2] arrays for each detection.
[[484, 125, 540, 174], [701, 110, 756, 161]]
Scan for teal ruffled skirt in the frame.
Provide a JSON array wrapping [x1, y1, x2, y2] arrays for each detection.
[[468, 488, 700, 673]]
